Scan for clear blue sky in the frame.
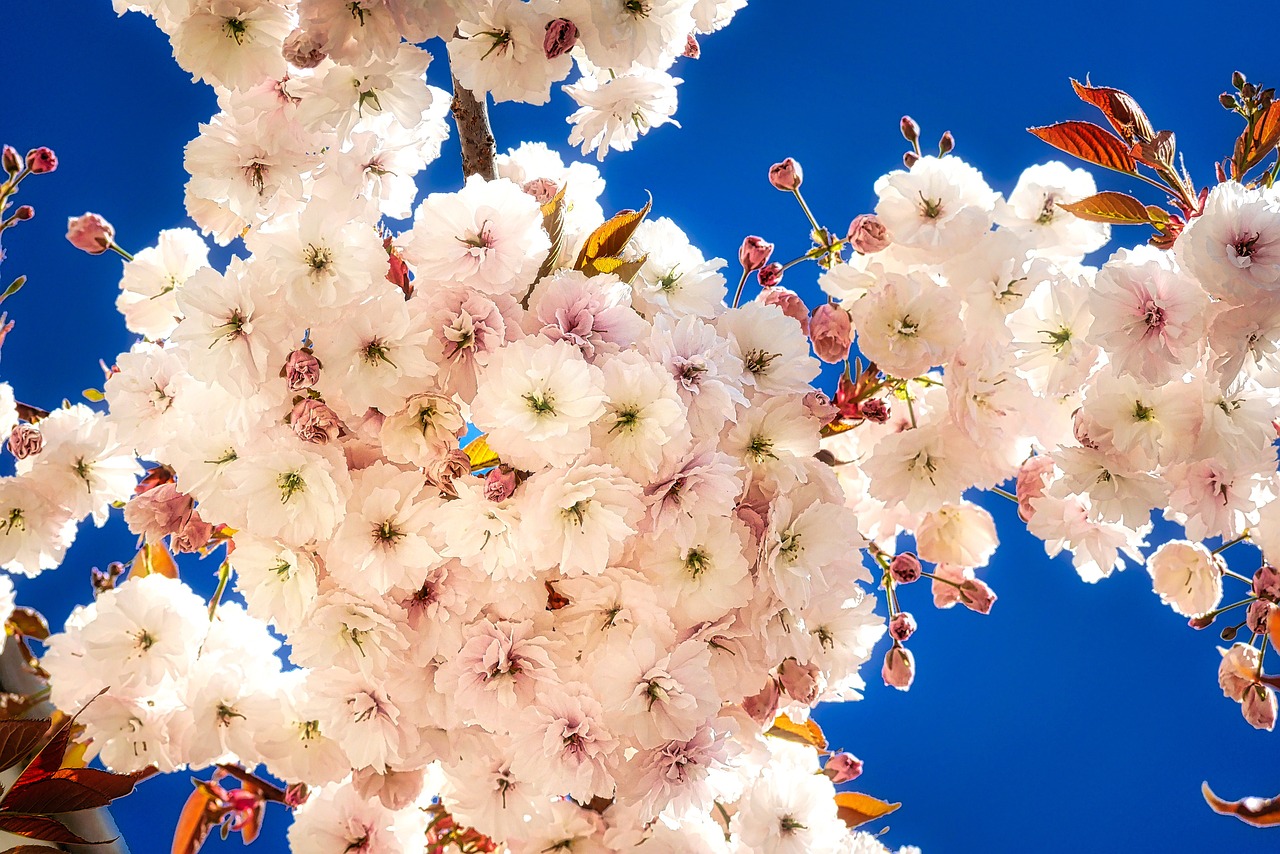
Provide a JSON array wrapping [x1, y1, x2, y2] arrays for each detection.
[[1, 2, 1276, 851]]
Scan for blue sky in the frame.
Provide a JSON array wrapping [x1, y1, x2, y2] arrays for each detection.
[[1, 2, 1276, 851]]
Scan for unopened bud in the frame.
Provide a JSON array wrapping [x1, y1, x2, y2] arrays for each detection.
[[959, 578, 997, 614], [1255, 565, 1280, 602], [899, 116, 920, 144], [7, 423, 43, 459], [757, 262, 784, 288], [809, 303, 852, 364], [890, 552, 922, 584], [25, 147, 56, 174], [1243, 683, 1278, 731], [847, 214, 890, 254], [860, 397, 890, 423], [802, 390, 838, 425], [823, 752, 864, 784], [289, 398, 344, 445], [1232, 70, 1247, 90], [282, 349, 321, 391], [1, 145, 19, 176], [777, 657, 822, 705], [543, 18, 578, 60], [13, 205, 33, 221], [1220, 92, 1238, 110], [889, 611, 917, 642], [938, 130, 955, 156], [284, 782, 311, 808], [760, 286, 809, 334], [902, 151, 920, 169], [1247, 600, 1274, 635], [738, 236, 773, 272], [1241, 82, 1257, 100], [882, 642, 915, 691], [1189, 614, 1215, 630], [282, 28, 327, 68], [768, 157, 803, 192], [66, 213, 115, 255], [484, 464, 518, 502], [683, 33, 700, 59]]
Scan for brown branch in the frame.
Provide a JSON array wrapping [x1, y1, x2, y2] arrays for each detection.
[[15, 400, 49, 423], [450, 76, 497, 182]]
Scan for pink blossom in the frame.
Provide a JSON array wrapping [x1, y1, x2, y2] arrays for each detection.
[[847, 214, 890, 253], [759, 287, 809, 334], [7, 423, 42, 459], [823, 752, 863, 783], [809, 303, 852, 363], [882, 643, 915, 690], [777, 657, 821, 705], [289, 399, 344, 445], [738, 236, 773, 272], [768, 158, 803, 192], [890, 611, 917, 641], [66, 213, 115, 255], [282, 349, 321, 391]]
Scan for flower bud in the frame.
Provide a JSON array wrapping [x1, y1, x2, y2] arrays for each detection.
[[802, 390, 838, 425], [847, 214, 890, 254], [778, 657, 822, 705], [25, 147, 57, 174], [738, 236, 773, 272], [768, 157, 803, 192], [282, 349, 321, 391], [959, 577, 997, 614], [760, 286, 808, 334], [1, 145, 19, 176], [809, 304, 853, 364], [860, 397, 890, 423], [1189, 614, 1215, 630], [7, 423, 43, 459], [1220, 93, 1238, 110], [484, 464, 518, 502], [1243, 683, 1278, 731], [425, 449, 471, 498], [172, 510, 214, 554], [1233, 70, 1247, 90], [13, 205, 33, 221], [900, 116, 920, 144], [938, 130, 955, 156], [1254, 565, 1280, 602], [882, 643, 915, 691], [757, 262, 784, 288], [682, 33, 700, 59], [543, 18, 578, 59], [284, 782, 311, 808], [890, 552, 922, 584], [823, 752, 863, 784], [902, 151, 919, 169], [742, 677, 781, 726], [289, 399, 344, 445], [889, 611, 917, 642], [282, 28, 326, 68], [66, 213, 115, 255]]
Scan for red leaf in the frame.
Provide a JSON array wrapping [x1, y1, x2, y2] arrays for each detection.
[[1, 846, 68, 853], [1029, 121, 1137, 174], [1202, 781, 1280, 826], [1237, 101, 1280, 175], [1057, 191, 1154, 225], [0, 720, 51, 773], [6, 607, 49, 641], [3, 766, 149, 814], [9, 689, 108, 791], [0, 813, 112, 845], [1070, 78, 1155, 143]]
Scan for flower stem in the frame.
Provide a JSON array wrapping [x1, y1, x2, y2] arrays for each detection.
[[990, 486, 1018, 503], [1212, 533, 1249, 556], [208, 560, 231, 620], [731, 269, 750, 308]]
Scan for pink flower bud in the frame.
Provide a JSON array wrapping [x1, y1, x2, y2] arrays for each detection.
[[847, 214, 890, 254], [902, 151, 920, 169], [1243, 683, 1278, 731], [890, 552, 922, 584], [742, 677, 782, 726], [809, 304, 853, 364], [25, 147, 57, 174], [123, 483, 194, 544], [66, 213, 115, 255], [352, 767, 426, 811], [768, 158, 803, 192], [778, 657, 822, 705], [757, 262, 784, 287], [7, 423, 42, 459], [282, 349, 321, 391], [823, 752, 863, 784], [1189, 614, 1215, 630], [760, 286, 809, 334], [1248, 600, 1275, 635], [14, 205, 33, 221], [939, 130, 955, 156], [289, 398, 345, 445], [484, 464, 518, 502], [425, 449, 472, 498], [860, 397, 890, 423], [284, 782, 311, 808], [543, 18, 579, 59], [1254, 565, 1280, 602], [172, 510, 214, 554], [882, 643, 915, 691], [2, 145, 19, 176], [900, 116, 920, 144], [282, 28, 326, 68], [1015, 455, 1057, 523], [889, 611, 917, 642], [803, 390, 838, 425], [738, 236, 774, 272], [683, 33, 700, 59], [521, 177, 560, 205], [959, 577, 997, 614]]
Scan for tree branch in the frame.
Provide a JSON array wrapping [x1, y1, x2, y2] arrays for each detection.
[[450, 76, 497, 182]]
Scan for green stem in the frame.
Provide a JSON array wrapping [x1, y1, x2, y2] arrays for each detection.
[[109, 243, 134, 262], [208, 560, 231, 620], [990, 486, 1018, 503], [791, 187, 822, 236], [1212, 533, 1249, 556], [731, 269, 750, 309]]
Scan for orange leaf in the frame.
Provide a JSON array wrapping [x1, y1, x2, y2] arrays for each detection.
[[1070, 78, 1155, 143], [463, 434, 500, 472], [130, 542, 179, 580], [765, 713, 826, 750], [1237, 101, 1280, 175], [1202, 781, 1280, 827], [1058, 192, 1154, 225], [172, 782, 226, 854], [1267, 606, 1280, 655], [834, 791, 901, 829], [574, 194, 652, 274], [1029, 121, 1137, 175]]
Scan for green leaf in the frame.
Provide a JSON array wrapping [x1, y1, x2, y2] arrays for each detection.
[[0, 276, 26, 305]]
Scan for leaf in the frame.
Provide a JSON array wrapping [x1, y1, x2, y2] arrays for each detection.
[[172, 781, 227, 854], [130, 542, 179, 581], [9, 689, 107, 792], [1, 846, 69, 853], [574, 194, 652, 273], [1131, 129, 1176, 170], [6, 607, 49, 641], [1202, 781, 1280, 826], [589, 255, 647, 284], [0, 720, 51, 773], [535, 183, 568, 285], [463, 434, 500, 473], [834, 792, 901, 829], [765, 713, 826, 750], [1028, 121, 1137, 174], [0, 814, 111, 845], [3, 766, 149, 814], [1058, 191, 1154, 225], [81, 388, 105, 403], [1070, 78, 1155, 143], [1267, 606, 1280, 655], [0, 276, 25, 305], [1236, 100, 1280, 175]]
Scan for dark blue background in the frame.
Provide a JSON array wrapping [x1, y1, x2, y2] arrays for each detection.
[[1, 2, 1276, 851]]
